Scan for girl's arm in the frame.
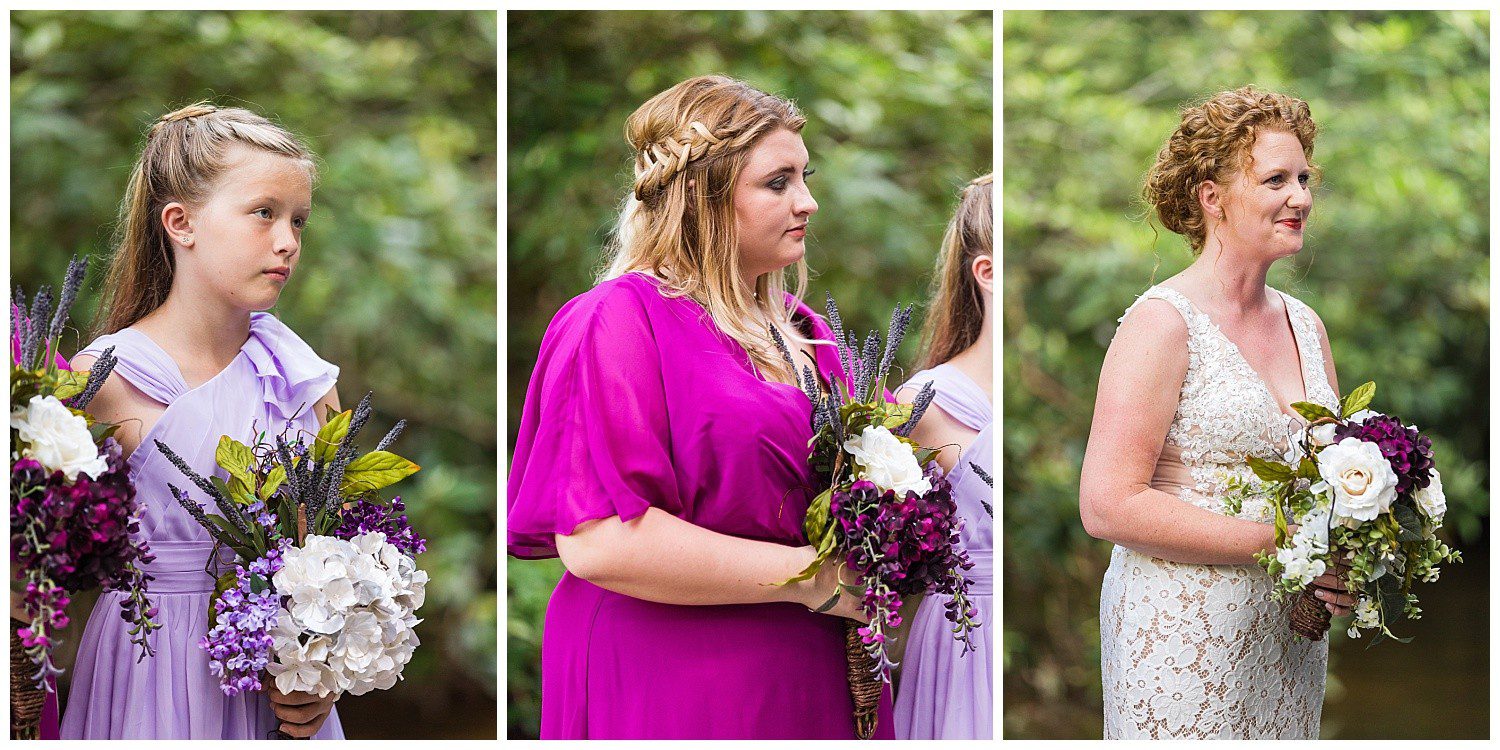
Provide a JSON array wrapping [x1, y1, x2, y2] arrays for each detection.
[[310, 385, 341, 425], [556, 508, 867, 622], [1078, 300, 1281, 565]]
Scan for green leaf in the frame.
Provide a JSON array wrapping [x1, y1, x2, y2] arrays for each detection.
[[51, 370, 89, 400], [339, 451, 420, 496], [802, 488, 833, 543], [881, 403, 912, 429], [215, 436, 256, 489], [1290, 401, 1338, 423], [314, 408, 352, 463], [1341, 381, 1377, 418], [1247, 456, 1294, 483], [205, 514, 256, 557], [1392, 503, 1424, 542], [772, 546, 834, 586], [259, 465, 287, 501]]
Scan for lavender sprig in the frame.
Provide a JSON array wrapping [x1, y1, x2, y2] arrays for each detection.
[[68, 346, 117, 410], [373, 419, 407, 453], [895, 381, 936, 438], [168, 484, 239, 549], [825, 292, 852, 380], [876, 304, 912, 388], [275, 435, 303, 504], [47, 256, 86, 345], [22, 286, 51, 370], [155, 440, 250, 535], [854, 332, 879, 401]]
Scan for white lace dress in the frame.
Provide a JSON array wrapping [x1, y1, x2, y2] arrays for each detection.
[[1099, 285, 1339, 739]]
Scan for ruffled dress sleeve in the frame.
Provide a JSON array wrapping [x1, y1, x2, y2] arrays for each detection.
[[507, 278, 683, 559], [242, 312, 340, 422]]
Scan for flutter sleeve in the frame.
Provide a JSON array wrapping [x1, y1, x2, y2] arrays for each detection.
[[507, 281, 682, 559]]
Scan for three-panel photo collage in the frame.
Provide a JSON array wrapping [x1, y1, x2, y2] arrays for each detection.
[[5, 8, 1488, 742]]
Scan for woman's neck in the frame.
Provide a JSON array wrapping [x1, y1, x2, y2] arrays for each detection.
[[946, 311, 993, 400], [1180, 242, 1275, 314], [133, 283, 253, 367]]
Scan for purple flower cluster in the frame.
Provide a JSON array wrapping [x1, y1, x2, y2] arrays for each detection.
[[201, 544, 286, 696], [1335, 414, 1436, 498], [334, 496, 426, 557], [11, 442, 159, 682], [829, 468, 979, 680]]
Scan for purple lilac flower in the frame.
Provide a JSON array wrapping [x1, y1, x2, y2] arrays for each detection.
[[1335, 414, 1436, 498], [200, 548, 285, 696], [829, 469, 980, 681], [333, 496, 426, 557]]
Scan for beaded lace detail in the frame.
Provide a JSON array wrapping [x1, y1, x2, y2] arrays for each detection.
[[1099, 285, 1337, 739]]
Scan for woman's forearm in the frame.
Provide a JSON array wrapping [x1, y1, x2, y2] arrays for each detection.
[[556, 508, 823, 608], [1085, 485, 1280, 566]]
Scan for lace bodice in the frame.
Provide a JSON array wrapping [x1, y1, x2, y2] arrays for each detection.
[[1099, 284, 1334, 739], [1117, 285, 1340, 520]]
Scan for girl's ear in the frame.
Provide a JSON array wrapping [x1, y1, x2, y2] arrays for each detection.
[[971, 253, 993, 295], [162, 202, 193, 247]]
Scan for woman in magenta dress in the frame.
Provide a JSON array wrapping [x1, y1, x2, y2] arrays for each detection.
[[893, 174, 994, 738], [508, 75, 893, 739], [61, 104, 343, 739]]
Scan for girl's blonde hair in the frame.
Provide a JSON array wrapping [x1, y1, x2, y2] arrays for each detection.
[[600, 75, 810, 383], [919, 174, 993, 370], [95, 101, 316, 336], [1143, 86, 1317, 253]]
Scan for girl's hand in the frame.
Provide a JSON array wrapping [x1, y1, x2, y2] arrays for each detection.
[[1310, 557, 1355, 617], [791, 547, 869, 623], [267, 685, 337, 738]]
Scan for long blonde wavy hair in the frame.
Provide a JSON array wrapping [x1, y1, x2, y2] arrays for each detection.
[[600, 75, 811, 383], [919, 173, 993, 370], [95, 101, 316, 336]]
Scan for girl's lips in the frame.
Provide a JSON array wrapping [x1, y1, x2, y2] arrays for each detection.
[[264, 269, 290, 282]]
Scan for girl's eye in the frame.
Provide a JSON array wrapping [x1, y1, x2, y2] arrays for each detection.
[[254, 208, 272, 219], [293, 217, 307, 230]]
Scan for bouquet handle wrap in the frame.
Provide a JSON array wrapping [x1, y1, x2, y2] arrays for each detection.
[[10, 619, 45, 740], [844, 620, 880, 739], [1289, 584, 1332, 640]]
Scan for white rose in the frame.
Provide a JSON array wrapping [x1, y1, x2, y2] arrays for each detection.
[[11, 395, 108, 481], [1347, 409, 1383, 424], [1309, 423, 1339, 447], [842, 425, 931, 496], [1414, 469, 1447, 522], [1316, 438, 1398, 524]]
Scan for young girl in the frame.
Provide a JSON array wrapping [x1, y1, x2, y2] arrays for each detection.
[[60, 103, 344, 739], [507, 75, 889, 739], [893, 174, 994, 739]]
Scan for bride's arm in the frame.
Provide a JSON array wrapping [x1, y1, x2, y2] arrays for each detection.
[[1078, 299, 1280, 565], [556, 508, 867, 621]]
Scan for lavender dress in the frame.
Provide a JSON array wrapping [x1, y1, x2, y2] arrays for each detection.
[[61, 312, 344, 739], [893, 363, 993, 739], [508, 272, 894, 739]]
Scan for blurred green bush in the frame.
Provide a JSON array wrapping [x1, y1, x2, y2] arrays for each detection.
[[1004, 10, 1488, 739], [507, 9, 991, 739], [11, 10, 497, 738]]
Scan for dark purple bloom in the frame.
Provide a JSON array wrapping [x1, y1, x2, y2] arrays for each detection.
[[333, 496, 426, 557], [1335, 414, 1436, 498]]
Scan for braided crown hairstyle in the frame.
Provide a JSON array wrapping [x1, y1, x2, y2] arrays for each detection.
[[919, 173, 992, 370], [95, 101, 315, 335], [1143, 86, 1317, 253], [601, 75, 811, 383]]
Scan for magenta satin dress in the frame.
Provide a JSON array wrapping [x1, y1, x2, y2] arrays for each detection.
[[508, 272, 894, 739], [61, 312, 344, 739]]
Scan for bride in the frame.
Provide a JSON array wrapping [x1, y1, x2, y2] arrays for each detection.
[[1079, 87, 1355, 739]]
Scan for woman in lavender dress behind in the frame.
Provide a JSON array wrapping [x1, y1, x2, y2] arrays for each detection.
[[892, 174, 994, 739], [62, 104, 343, 739]]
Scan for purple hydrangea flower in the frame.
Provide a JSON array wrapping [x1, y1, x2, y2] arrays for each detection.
[[333, 496, 426, 557], [200, 551, 284, 696]]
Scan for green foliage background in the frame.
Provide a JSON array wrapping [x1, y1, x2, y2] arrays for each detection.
[[1004, 10, 1488, 739], [11, 11, 497, 738], [507, 9, 991, 739]]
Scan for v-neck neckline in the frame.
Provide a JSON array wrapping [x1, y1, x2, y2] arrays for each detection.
[[121, 325, 250, 396], [1161, 285, 1311, 424]]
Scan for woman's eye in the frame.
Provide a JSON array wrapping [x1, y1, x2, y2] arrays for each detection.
[[1298, 174, 1310, 185], [803, 168, 816, 180], [293, 217, 307, 229], [254, 208, 272, 219], [1266, 175, 1285, 186], [769, 177, 788, 191]]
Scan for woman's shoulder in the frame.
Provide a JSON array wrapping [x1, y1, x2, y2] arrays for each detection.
[[1271, 286, 1331, 342], [1115, 284, 1191, 343]]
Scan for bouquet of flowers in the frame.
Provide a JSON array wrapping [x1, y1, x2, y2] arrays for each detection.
[[1228, 381, 1461, 645], [155, 392, 426, 726], [9, 258, 159, 737], [772, 294, 980, 739]]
